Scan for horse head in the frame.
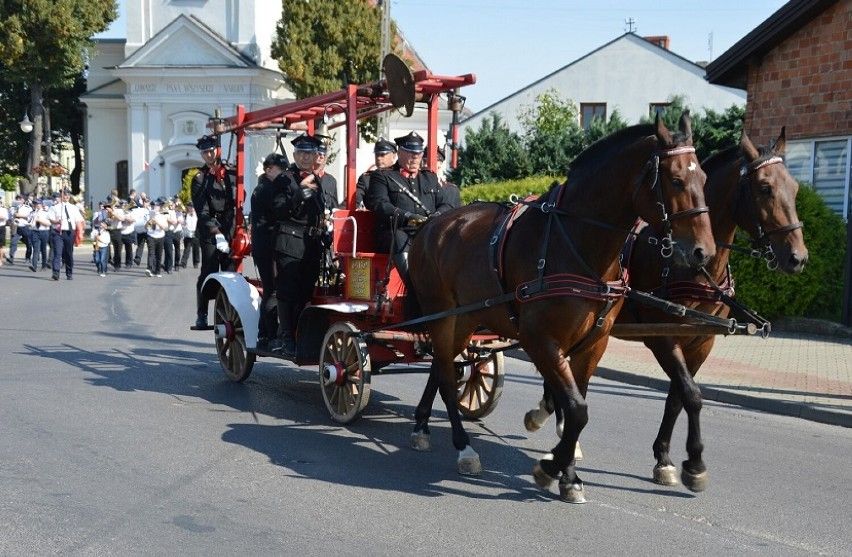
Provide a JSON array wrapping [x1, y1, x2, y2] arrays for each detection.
[[632, 111, 715, 270], [737, 128, 808, 273]]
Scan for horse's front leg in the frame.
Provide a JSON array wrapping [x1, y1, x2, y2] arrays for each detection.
[[645, 337, 709, 492], [524, 382, 582, 460], [525, 339, 589, 504]]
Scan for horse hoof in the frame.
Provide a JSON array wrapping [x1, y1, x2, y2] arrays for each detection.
[[532, 463, 556, 489], [457, 446, 481, 476], [523, 409, 545, 432], [410, 431, 431, 451], [682, 469, 709, 492], [653, 464, 679, 486], [574, 442, 584, 462], [559, 482, 587, 504]]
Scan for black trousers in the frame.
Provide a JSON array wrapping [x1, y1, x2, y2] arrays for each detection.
[[50, 229, 75, 277], [196, 233, 233, 315], [163, 231, 175, 272], [134, 231, 147, 264], [147, 236, 164, 274], [274, 248, 320, 340], [253, 243, 277, 340], [181, 235, 200, 267], [109, 229, 123, 268], [120, 233, 136, 266]]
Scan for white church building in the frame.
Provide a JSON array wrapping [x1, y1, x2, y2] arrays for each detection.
[[82, 0, 447, 208]]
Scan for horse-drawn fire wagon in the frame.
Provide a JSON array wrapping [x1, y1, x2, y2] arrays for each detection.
[[195, 55, 508, 424]]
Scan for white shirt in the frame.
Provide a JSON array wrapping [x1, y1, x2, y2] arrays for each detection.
[[0, 206, 8, 226], [184, 212, 198, 236], [32, 208, 51, 231], [92, 228, 111, 248], [14, 204, 32, 227], [49, 201, 84, 232], [131, 207, 149, 233], [146, 210, 167, 239]]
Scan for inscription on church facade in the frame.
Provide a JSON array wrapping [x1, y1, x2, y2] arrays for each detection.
[[166, 83, 215, 94]]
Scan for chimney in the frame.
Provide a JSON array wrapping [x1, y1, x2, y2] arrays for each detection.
[[643, 35, 670, 50]]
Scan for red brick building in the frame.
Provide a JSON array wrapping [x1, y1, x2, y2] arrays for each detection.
[[706, 0, 851, 218]]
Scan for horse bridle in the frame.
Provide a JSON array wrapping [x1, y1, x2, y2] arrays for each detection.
[[718, 156, 804, 270], [638, 145, 710, 259]]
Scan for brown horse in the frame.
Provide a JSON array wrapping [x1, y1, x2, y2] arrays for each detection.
[[407, 114, 716, 503], [524, 128, 808, 492]]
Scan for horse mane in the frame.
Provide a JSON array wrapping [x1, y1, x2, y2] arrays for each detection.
[[567, 123, 689, 183], [701, 142, 773, 172]]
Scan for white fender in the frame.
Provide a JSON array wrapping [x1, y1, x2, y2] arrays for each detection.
[[201, 272, 261, 349]]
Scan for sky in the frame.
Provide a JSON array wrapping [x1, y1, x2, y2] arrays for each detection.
[[97, 0, 788, 113]]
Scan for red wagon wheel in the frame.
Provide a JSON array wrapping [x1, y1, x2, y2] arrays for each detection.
[[319, 322, 372, 423], [213, 289, 255, 382], [456, 350, 504, 420]]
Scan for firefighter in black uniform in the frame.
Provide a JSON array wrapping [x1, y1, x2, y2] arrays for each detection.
[[251, 152, 288, 350], [355, 138, 397, 209], [365, 131, 454, 286], [192, 135, 236, 328], [269, 134, 340, 357]]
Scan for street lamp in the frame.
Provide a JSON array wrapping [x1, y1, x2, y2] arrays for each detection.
[[19, 112, 33, 133]]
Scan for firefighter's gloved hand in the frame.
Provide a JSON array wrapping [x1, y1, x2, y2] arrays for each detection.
[[300, 187, 315, 200], [215, 233, 230, 254], [407, 214, 428, 228]]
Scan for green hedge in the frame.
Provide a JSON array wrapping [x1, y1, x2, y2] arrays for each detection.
[[460, 175, 560, 204], [729, 184, 846, 320]]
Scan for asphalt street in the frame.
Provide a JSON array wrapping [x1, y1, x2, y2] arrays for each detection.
[[1, 259, 849, 555]]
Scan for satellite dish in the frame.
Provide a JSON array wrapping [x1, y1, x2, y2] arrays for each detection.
[[383, 53, 415, 117]]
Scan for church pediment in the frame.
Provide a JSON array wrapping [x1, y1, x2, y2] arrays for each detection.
[[119, 14, 253, 68]]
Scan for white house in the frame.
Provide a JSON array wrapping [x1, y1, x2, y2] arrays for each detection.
[[82, 1, 459, 210], [460, 33, 747, 138]]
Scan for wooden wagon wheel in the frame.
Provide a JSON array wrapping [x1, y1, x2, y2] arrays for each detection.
[[213, 289, 255, 382], [319, 322, 371, 424], [456, 350, 504, 420]]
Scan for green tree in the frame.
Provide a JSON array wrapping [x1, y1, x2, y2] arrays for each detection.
[[641, 95, 745, 161], [450, 113, 531, 185], [272, 0, 393, 140], [0, 0, 116, 193]]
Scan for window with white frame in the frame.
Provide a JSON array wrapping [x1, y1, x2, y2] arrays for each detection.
[[785, 136, 851, 219]]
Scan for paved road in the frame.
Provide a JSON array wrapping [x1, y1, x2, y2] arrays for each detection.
[[1, 259, 849, 554]]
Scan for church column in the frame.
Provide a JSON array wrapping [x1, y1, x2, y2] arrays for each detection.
[[146, 103, 163, 198], [129, 102, 147, 195]]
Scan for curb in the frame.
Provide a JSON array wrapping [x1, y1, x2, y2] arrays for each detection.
[[506, 350, 851, 429], [771, 317, 852, 340]]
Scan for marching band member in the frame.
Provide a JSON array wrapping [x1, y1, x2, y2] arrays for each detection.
[[145, 197, 168, 278], [179, 202, 200, 269], [47, 189, 84, 281]]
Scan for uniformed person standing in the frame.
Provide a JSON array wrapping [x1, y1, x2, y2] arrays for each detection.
[[251, 152, 288, 350], [355, 138, 397, 209], [192, 135, 236, 328], [269, 134, 340, 357], [366, 131, 454, 285]]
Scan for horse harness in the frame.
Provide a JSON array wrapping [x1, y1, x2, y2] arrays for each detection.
[[717, 155, 804, 270]]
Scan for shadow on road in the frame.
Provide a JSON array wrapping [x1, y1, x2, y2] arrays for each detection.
[[20, 339, 699, 503]]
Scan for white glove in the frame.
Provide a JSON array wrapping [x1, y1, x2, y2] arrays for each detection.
[[215, 233, 230, 254]]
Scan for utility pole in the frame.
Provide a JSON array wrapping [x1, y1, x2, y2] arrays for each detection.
[[378, 0, 391, 139]]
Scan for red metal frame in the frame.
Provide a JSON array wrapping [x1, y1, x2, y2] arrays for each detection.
[[215, 68, 477, 367]]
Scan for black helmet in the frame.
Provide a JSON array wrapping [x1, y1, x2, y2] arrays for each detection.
[[263, 153, 288, 169]]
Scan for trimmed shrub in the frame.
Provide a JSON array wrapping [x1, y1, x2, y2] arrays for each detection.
[[729, 184, 846, 320], [460, 175, 559, 204]]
